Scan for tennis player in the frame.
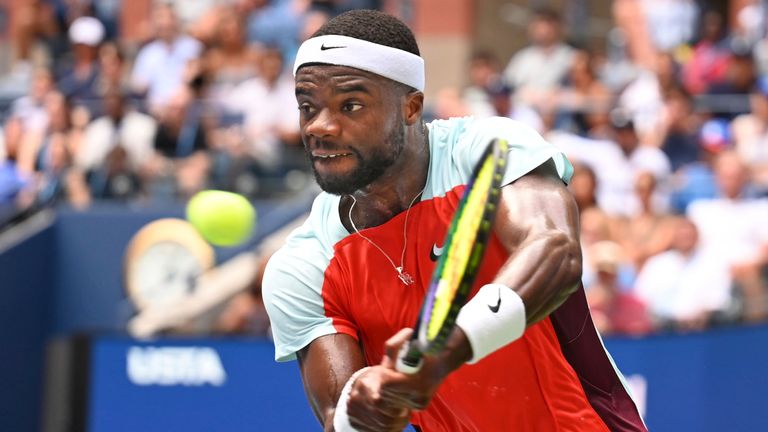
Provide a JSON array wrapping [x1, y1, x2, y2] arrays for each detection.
[[262, 9, 646, 432]]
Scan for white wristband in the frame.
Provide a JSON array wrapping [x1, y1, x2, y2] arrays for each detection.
[[333, 366, 371, 432], [456, 283, 526, 363]]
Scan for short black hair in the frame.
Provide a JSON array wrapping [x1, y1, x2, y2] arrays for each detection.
[[311, 9, 420, 56], [532, 7, 561, 23]]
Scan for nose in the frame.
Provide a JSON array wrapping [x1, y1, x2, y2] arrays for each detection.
[[304, 108, 341, 139]]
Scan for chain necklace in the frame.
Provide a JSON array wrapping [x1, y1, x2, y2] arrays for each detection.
[[347, 186, 426, 285]]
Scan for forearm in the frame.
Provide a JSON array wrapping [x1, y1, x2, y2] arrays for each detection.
[[491, 161, 583, 326], [495, 229, 582, 325], [297, 334, 366, 430], [434, 327, 474, 378]]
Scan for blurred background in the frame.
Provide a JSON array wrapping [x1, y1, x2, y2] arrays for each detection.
[[1, 0, 767, 431]]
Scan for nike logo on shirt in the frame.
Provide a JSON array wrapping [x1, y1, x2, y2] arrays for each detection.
[[429, 243, 444, 262]]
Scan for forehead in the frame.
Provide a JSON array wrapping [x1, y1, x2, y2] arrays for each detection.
[[295, 64, 391, 92]]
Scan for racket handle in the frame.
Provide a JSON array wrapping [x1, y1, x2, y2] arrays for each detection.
[[395, 341, 423, 374]]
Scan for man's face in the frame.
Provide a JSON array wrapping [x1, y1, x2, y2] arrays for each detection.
[[295, 65, 407, 195], [528, 18, 558, 46]]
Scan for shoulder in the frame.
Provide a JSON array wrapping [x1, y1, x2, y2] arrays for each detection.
[[129, 110, 158, 125], [427, 116, 573, 190], [428, 116, 548, 151], [136, 40, 164, 58], [177, 36, 204, 53], [85, 116, 111, 132]]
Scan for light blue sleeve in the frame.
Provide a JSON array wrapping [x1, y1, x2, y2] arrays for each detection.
[[262, 242, 339, 362], [261, 194, 349, 362], [455, 116, 573, 186]]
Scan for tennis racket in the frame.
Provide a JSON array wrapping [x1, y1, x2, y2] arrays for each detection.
[[396, 138, 509, 374]]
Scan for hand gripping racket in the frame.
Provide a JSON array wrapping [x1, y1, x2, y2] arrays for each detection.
[[396, 138, 509, 374]]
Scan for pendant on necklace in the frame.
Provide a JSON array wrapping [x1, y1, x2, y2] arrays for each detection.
[[396, 266, 415, 285]]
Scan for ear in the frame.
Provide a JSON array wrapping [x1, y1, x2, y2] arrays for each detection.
[[403, 91, 424, 126]]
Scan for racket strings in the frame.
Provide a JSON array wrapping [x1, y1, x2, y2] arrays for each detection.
[[426, 156, 497, 340]]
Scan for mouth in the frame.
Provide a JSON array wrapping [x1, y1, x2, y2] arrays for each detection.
[[310, 148, 355, 164], [312, 151, 353, 160]]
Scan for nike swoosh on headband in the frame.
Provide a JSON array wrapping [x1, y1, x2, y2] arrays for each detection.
[[320, 43, 346, 50]]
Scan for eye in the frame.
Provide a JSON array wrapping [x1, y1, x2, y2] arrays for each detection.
[[299, 102, 316, 116], [343, 102, 363, 112]]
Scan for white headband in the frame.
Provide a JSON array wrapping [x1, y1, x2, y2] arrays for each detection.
[[293, 35, 425, 91]]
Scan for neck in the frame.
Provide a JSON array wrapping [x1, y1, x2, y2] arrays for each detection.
[[342, 123, 430, 230]]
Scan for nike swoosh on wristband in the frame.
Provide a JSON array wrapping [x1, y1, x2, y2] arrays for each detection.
[[488, 287, 502, 313], [320, 43, 347, 50], [429, 243, 444, 262]]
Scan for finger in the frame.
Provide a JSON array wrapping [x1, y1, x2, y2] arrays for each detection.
[[381, 328, 414, 369], [380, 385, 430, 410], [349, 405, 411, 432], [347, 368, 408, 430]]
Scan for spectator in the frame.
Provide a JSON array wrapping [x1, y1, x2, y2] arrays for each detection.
[[145, 88, 211, 200], [85, 145, 143, 201], [734, 0, 766, 49], [614, 171, 677, 272], [77, 88, 157, 190], [555, 48, 613, 136], [130, 3, 203, 113], [9, 67, 55, 135], [670, 118, 731, 213], [640, 0, 698, 53], [15, 91, 71, 175], [204, 6, 261, 111], [56, 16, 105, 115], [634, 217, 734, 331], [29, 131, 88, 208], [656, 86, 702, 170], [568, 162, 599, 212], [11, 0, 60, 74], [551, 112, 672, 216], [680, 10, 732, 96], [0, 119, 31, 208], [96, 42, 130, 98], [754, 26, 768, 78], [620, 52, 682, 146], [482, 83, 544, 133], [731, 77, 768, 194], [462, 50, 504, 118], [586, 240, 653, 336], [687, 151, 768, 322], [580, 206, 619, 289], [214, 47, 300, 196], [502, 8, 574, 111], [707, 49, 757, 101], [240, 47, 300, 164]]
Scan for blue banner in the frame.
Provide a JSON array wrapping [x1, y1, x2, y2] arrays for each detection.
[[81, 328, 768, 432]]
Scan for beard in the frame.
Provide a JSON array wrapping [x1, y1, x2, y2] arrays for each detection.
[[307, 120, 406, 195]]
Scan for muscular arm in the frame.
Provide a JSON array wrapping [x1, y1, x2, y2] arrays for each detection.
[[493, 158, 583, 324], [435, 158, 582, 367], [361, 158, 584, 413], [297, 334, 366, 431]]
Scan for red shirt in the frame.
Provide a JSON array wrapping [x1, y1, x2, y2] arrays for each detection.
[[323, 186, 615, 431]]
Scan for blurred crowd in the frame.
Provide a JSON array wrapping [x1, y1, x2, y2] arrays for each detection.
[[0, 0, 766, 337], [0, 0, 379, 224], [463, 3, 768, 337]]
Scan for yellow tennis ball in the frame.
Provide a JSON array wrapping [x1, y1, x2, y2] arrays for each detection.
[[186, 190, 256, 247]]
